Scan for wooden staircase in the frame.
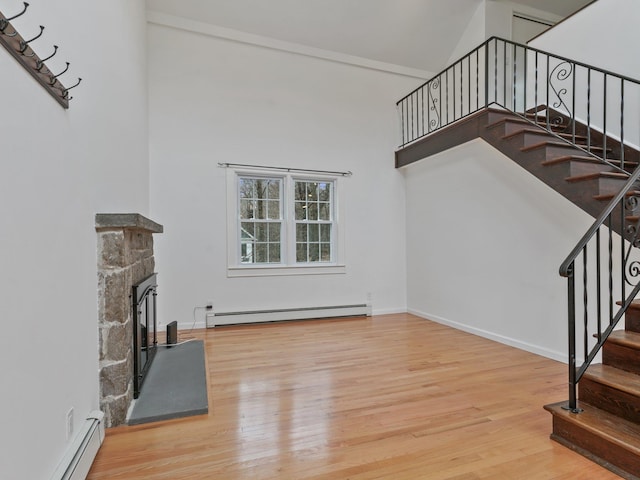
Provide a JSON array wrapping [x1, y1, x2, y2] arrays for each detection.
[[395, 106, 640, 479], [396, 106, 640, 238], [544, 302, 640, 480]]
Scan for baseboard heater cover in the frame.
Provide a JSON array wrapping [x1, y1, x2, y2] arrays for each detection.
[[206, 304, 372, 327], [50, 410, 105, 480]]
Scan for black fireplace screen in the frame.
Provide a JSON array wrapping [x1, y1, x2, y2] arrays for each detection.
[[132, 273, 158, 398]]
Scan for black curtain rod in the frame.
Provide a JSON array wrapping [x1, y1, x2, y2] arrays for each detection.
[[218, 162, 352, 177]]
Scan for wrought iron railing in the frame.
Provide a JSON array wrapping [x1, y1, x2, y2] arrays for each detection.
[[397, 36, 640, 412], [397, 36, 640, 172], [559, 169, 640, 412]]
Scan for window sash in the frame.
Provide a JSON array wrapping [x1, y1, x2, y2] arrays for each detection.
[[237, 176, 283, 265]]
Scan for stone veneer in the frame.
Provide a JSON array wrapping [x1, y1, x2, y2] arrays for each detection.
[[95, 213, 163, 427]]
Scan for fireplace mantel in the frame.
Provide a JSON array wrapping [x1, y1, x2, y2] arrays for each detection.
[[95, 213, 164, 234], [95, 213, 163, 427]]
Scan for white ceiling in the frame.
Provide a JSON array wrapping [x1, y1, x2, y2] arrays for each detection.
[[146, 0, 593, 73]]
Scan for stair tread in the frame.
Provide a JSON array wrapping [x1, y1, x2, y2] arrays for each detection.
[[606, 330, 640, 349], [594, 190, 640, 201], [557, 132, 589, 141], [545, 401, 640, 455], [575, 145, 613, 153], [584, 364, 640, 397], [608, 159, 640, 167]]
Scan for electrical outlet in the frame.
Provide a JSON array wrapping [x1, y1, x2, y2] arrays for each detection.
[[66, 408, 74, 440], [366, 292, 373, 303], [206, 300, 214, 310]]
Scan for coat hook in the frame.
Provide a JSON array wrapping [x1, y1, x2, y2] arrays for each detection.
[[19, 25, 43, 53], [63, 77, 81, 98], [0, 2, 29, 32], [49, 61, 69, 85], [36, 45, 57, 71]]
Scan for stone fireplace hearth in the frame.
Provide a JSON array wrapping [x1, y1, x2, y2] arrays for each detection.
[[95, 213, 163, 427]]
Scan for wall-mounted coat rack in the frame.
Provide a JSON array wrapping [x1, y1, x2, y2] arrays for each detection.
[[0, 2, 81, 109]]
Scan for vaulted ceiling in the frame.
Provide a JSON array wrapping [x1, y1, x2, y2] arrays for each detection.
[[146, 0, 593, 73]]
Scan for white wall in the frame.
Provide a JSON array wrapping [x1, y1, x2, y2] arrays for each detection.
[[403, 139, 594, 361], [527, 0, 640, 149], [447, 0, 563, 66], [0, 1, 148, 478], [530, 0, 640, 80], [148, 20, 420, 329]]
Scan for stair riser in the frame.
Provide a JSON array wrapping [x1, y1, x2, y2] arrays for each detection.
[[524, 143, 593, 161], [626, 311, 640, 334], [604, 343, 640, 375], [550, 416, 640, 479], [567, 175, 629, 198], [486, 111, 521, 127], [544, 160, 614, 178], [580, 378, 640, 423], [491, 120, 530, 137]]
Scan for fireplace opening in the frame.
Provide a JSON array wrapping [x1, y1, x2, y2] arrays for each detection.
[[132, 272, 158, 398]]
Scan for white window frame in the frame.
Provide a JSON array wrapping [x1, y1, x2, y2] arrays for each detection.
[[226, 168, 346, 277]]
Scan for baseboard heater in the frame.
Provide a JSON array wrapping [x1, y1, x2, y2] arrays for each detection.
[[51, 411, 105, 480], [206, 304, 372, 327]]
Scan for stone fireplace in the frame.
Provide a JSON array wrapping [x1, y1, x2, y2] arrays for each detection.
[[95, 213, 163, 427]]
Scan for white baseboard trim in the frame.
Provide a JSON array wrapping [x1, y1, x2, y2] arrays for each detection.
[[372, 307, 408, 316], [407, 308, 567, 363]]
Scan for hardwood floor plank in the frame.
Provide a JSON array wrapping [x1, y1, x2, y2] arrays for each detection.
[[88, 314, 621, 479]]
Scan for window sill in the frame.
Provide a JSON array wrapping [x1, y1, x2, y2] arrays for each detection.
[[227, 264, 346, 278]]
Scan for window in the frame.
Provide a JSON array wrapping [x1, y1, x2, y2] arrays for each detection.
[[226, 169, 345, 276]]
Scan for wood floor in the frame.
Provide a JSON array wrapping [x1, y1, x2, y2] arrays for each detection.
[[88, 314, 621, 479]]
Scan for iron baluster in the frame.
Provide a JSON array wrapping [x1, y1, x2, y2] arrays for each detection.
[[596, 228, 601, 342], [468, 54, 471, 116], [603, 74, 608, 163], [453, 65, 456, 121], [572, 63, 576, 144], [446, 68, 449, 126], [587, 69, 591, 153], [420, 86, 424, 138], [546, 55, 550, 130], [609, 216, 613, 322], [620, 78, 625, 170], [503, 40, 507, 106], [583, 245, 588, 361], [567, 269, 578, 412], [513, 43, 517, 111], [523, 46, 528, 115], [476, 49, 479, 110], [493, 39, 498, 103], [535, 51, 538, 119]]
